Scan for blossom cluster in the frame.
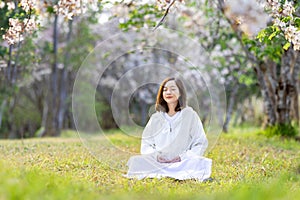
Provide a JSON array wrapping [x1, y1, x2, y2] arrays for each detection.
[[20, 0, 37, 12], [53, 0, 98, 20], [1, 0, 99, 45], [54, 0, 87, 20], [0, 0, 37, 11], [156, 0, 185, 11], [2, 18, 37, 45], [1, 0, 38, 45], [0, 1, 14, 10], [265, 0, 300, 50]]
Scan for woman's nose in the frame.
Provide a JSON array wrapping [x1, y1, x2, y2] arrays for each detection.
[[165, 89, 171, 94]]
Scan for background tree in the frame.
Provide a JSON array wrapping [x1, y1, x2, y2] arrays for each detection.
[[218, 0, 300, 136], [0, 0, 103, 138], [154, 0, 300, 137], [1, 0, 299, 138], [0, 0, 38, 138]]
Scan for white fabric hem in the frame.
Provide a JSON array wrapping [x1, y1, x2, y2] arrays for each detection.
[[123, 172, 211, 182]]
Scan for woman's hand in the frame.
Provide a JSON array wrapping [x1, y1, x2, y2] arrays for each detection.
[[157, 155, 181, 163], [170, 156, 181, 163]]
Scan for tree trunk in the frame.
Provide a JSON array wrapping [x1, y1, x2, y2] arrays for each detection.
[[46, 16, 74, 136], [46, 14, 59, 136], [57, 20, 73, 131], [254, 50, 298, 127], [233, 104, 242, 126], [254, 64, 276, 127], [290, 51, 300, 125], [38, 97, 48, 137], [276, 48, 299, 125], [11, 42, 21, 85], [223, 83, 239, 133], [6, 46, 12, 84], [0, 99, 7, 129], [7, 95, 17, 138]]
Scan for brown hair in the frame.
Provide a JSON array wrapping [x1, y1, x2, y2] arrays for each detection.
[[155, 77, 187, 112]]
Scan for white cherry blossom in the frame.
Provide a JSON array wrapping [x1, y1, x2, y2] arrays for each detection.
[[7, 1, 15, 10], [0, 1, 5, 9]]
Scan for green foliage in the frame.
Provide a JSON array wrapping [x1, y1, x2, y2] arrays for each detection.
[[0, 30, 40, 138], [95, 92, 110, 129], [244, 26, 285, 64], [238, 73, 255, 86], [0, 45, 8, 58], [12, 93, 41, 137], [118, 4, 162, 31], [68, 19, 99, 70], [294, 17, 300, 27], [0, 128, 299, 199], [260, 124, 298, 138], [46, 6, 55, 14], [17, 36, 41, 72]]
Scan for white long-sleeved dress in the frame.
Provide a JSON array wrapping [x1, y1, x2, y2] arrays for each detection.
[[125, 107, 212, 181]]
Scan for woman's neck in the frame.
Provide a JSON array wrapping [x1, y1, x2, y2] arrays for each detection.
[[167, 103, 177, 116]]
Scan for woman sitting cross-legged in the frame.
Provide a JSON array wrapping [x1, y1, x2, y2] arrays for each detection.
[[124, 77, 212, 181]]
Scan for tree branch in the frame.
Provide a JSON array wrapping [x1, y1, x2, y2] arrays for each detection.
[[153, 0, 177, 31]]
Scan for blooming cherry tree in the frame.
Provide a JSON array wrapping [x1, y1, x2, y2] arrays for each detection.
[[154, 0, 300, 134], [265, 0, 300, 50], [1, 0, 99, 45], [1, 0, 37, 45]]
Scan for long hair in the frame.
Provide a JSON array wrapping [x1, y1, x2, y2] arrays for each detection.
[[155, 77, 187, 112]]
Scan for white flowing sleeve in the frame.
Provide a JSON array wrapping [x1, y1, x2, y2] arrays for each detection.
[[179, 111, 208, 160], [140, 115, 157, 155]]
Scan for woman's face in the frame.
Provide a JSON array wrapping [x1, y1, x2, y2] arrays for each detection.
[[163, 80, 180, 105]]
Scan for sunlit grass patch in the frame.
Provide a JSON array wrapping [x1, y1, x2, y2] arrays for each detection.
[[0, 161, 100, 200], [0, 127, 299, 200]]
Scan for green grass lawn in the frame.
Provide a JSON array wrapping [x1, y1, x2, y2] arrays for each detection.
[[0, 127, 299, 200]]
